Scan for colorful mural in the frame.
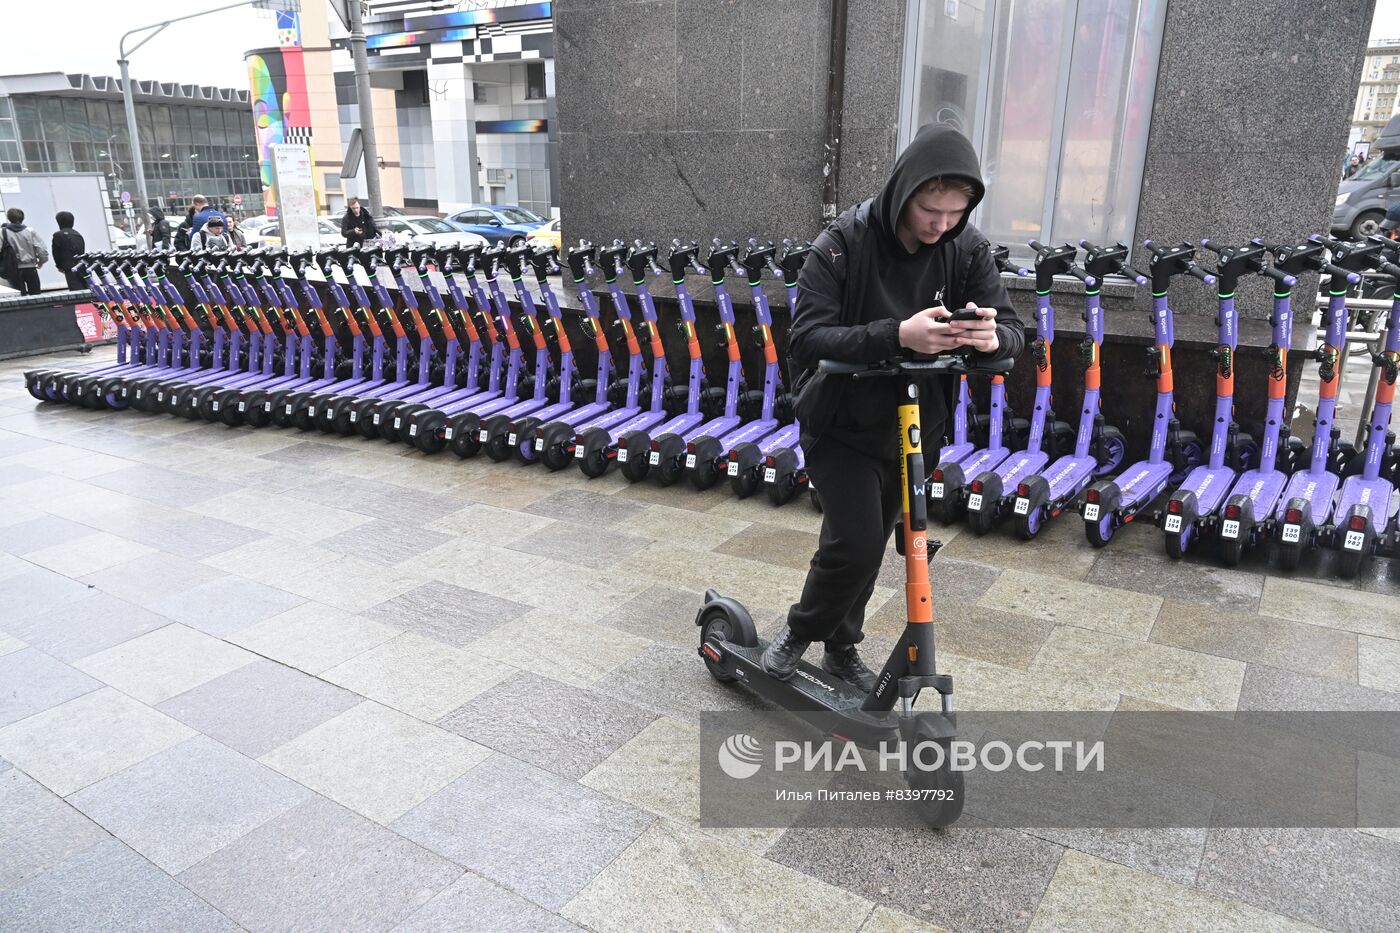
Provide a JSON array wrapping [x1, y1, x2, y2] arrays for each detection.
[[245, 11, 314, 214]]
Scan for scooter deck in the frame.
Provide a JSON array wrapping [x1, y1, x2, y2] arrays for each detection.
[[959, 445, 1012, 478], [1115, 459, 1175, 511], [1336, 476, 1398, 532], [1276, 469, 1342, 524], [1041, 454, 1097, 504], [993, 449, 1049, 486], [1176, 464, 1237, 515], [936, 442, 977, 467], [1226, 468, 1289, 519]]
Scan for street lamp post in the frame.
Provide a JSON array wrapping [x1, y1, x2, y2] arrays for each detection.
[[117, 0, 299, 225]]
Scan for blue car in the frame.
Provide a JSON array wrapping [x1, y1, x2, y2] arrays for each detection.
[[446, 204, 547, 246]]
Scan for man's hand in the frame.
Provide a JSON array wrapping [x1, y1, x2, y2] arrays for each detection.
[[898, 307, 965, 354], [948, 303, 1000, 354]]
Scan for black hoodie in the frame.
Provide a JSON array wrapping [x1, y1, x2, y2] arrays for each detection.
[[788, 125, 1024, 458], [149, 208, 171, 248]]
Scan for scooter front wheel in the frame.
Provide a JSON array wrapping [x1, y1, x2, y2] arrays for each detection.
[[905, 717, 965, 829]]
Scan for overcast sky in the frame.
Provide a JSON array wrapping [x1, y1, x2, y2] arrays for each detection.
[[2, 1, 281, 90], [4, 0, 1400, 91]]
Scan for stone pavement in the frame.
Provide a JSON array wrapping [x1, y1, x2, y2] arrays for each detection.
[[1, 347, 1398, 933]]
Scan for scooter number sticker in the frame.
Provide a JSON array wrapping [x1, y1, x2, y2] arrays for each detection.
[[307, 407, 316, 418], [1344, 530, 1366, 551], [574, 445, 586, 459], [649, 451, 661, 466], [1164, 514, 1183, 534], [508, 433, 517, 446], [617, 449, 628, 463], [1083, 503, 1100, 522], [349, 411, 358, 422], [685, 454, 697, 469], [930, 482, 945, 499], [211, 400, 220, 412], [1013, 498, 1030, 515], [239, 402, 247, 412], [478, 429, 490, 442], [372, 413, 381, 425], [156, 392, 165, 402], [393, 417, 402, 430], [408, 424, 418, 437], [285, 404, 293, 415], [967, 493, 983, 511], [444, 427, 454, 440], [764, 467, 777, 483], [1220, 519, 1240, 539], [535, 437, 545, 451], [727, 461, 739, 477], [1280, 524, 1301, 543]]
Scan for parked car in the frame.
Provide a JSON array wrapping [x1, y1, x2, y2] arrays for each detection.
[[109, 225, 138, 250], [1334, 113, 1400, 238], [254, 218, 347, 248], [377, 216, 490, 251], [525, 217, 561, 253], [445, 204, 546, 246]]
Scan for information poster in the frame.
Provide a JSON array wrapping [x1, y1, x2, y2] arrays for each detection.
[[271, 144, 319, 251]]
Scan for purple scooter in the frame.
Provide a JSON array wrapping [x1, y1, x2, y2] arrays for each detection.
[[619, 239, 747, 485], [1162, 240, 1297, 558], [1010, 241, 1140, 539], [531, 240, 651, 470], [1327, 239, 1400, 578], [686, 240, 790, 491], [1081, 241, 1213, 548], [964, 241, 1085, 535], [25, 255, 138, 402], [1271, 237, 1374, 570]]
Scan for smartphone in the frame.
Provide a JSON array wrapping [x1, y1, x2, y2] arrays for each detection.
[[949, 308, 983, 322]]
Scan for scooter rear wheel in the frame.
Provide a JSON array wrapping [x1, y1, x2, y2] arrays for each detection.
[[1164, 524, 1192, 560], [1219, 529, 1245, 567], [1085, 513, 1115, 548], [1014, 504, 1044, 540], [697, 603, 757, 684], [414, 412, 448, 454], [766, 470, 799, 507]]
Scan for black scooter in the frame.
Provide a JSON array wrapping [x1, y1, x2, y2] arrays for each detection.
[[696, 352, 1014, 829]]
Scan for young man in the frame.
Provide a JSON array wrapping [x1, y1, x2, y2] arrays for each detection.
[[190, 214, 232, 252], [1, 208, 50, 295], [51, 212, 87, 290], [765, 124, 1025, 690], [189, 195, 217, 237], [341, 198, 378, 247]]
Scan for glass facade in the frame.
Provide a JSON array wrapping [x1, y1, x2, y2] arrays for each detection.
[[901, 0, 1167, 260], [5, 93, 262, 220]]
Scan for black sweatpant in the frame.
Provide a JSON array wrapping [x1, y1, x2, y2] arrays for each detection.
[[786, 437, 905, 647], [8, 268, 40, 295]]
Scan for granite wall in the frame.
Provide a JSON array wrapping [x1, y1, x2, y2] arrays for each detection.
[[554, 0, 905, 249], [1131, 0, 1375, 319]]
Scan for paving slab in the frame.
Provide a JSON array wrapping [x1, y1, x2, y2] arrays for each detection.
[[144, 574, 306, 638], [74, 623, 256, 705], [68, 735, 312, 873], [0, 768, 110, 893], [0, 688, 194, 797], [178, 796, 461, 933], [0, 648, 100, 728], [390, 871, 586, 933], [438, 672, 657, 780], [323, 632, 516, 721], [229, 601, 400, 675], [2, 590, 170, 663], [0, 838, 241, 932], [259, 701, 490, 824], [393, 754, 654, 910]]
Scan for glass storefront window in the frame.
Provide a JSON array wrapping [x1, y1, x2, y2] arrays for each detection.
[[900, 0, 1167, 260]]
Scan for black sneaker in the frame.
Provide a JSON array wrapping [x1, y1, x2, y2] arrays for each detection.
[[761, 625, 811, 681], [822, 644, 876, 694]]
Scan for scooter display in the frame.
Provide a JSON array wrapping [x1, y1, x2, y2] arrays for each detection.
[[696, 352, 1014, 830], [1081, 241, 1212, 548]]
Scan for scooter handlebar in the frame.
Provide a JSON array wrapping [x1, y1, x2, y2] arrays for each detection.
[[1186, 263, 1217, 285], [1067, 267, 1098, 288], [1260, 266, 1297, 288], [818, 354, 1015, 377], [1322, 263, 1361, 284]]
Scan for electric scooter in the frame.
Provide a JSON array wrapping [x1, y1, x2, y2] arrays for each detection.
[[1010, 241, 1140, 539], [1329, 241, 1400, 577], [962, 241, 1086, 535], [928, 248, 1030, 523], [1081, 241, 1212, 548], [621, 239, 747, 485], [1214, 241, 1306, 565], [1159, 240, 1279, 558], [727, 240, 811, 500], [697, 351, 1015, 830], [1272, 238, 1373, 570], [685, 239, 788, 491]]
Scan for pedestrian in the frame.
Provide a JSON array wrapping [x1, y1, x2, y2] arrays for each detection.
[[189, 213, 232, 251], [761, 124, 1024, 690], [1, 207, 50, 296], [148, 207, 172, 250], [51, 211, 87, 290], [189, 195, 218, 237], [174, 205, 196, 251], [341, 197, 378, 247]]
